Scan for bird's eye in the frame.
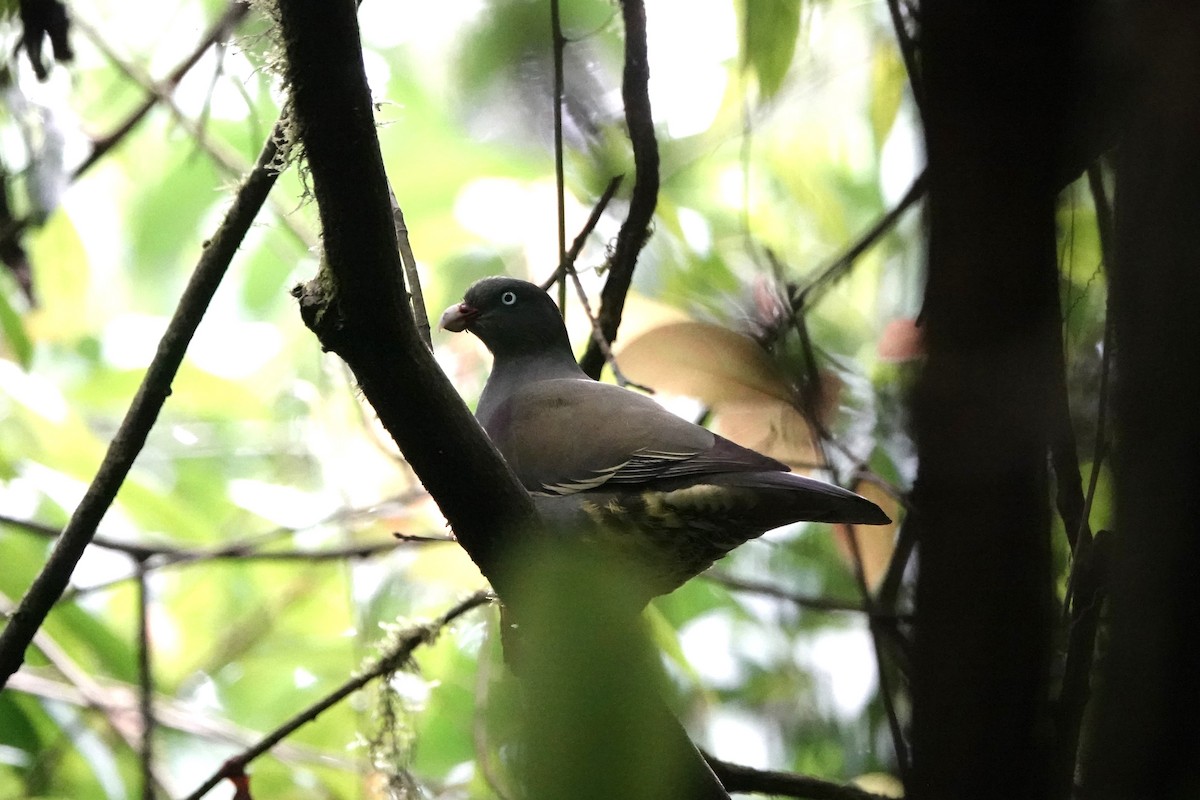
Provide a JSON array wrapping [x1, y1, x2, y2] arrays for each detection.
[[501, 291, 517, 306]]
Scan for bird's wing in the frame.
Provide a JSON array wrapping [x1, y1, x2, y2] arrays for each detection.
[[482, 378, 787, 496]]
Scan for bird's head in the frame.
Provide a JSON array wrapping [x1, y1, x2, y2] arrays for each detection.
[[439, 277, 573, 359]]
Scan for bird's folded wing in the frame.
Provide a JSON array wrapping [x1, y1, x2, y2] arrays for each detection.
[[482, 379, 788, 495]]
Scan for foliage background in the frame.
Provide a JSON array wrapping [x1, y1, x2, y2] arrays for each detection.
[[0, 0, 1108, 798]]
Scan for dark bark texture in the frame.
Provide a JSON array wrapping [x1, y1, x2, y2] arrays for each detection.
[[909, 1, 1067, 797], [275, 0, 537, 594], [1080, 2, 1200, 797]]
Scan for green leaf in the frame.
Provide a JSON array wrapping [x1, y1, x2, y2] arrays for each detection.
[[0, 281, 32, 368], [24, 209, 91, 343], [869, 41, 906, 148], [739, 0, 802, 99]]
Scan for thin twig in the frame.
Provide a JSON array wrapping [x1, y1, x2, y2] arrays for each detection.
[[550, 0, 568, 317], [178, 592, 495, 800], [72, 1, 251, 178], [884, 0, 925, 117], [705, 754, 892, 800], [387, 186, 431, 349], [0, 592, 174, 795], [73, 9, 316, 251], [536, 176, 648, 388], [0, 121, 286, 692], [1051, 162, 1117, 799], [60, 536, 445, 601], [784, 309, 910, 777], [842, 526, 911, 778], [6, 670, 356, 772], [540, 174, 623, 290], [1, 490, 442, 592], [136, 559, 155, 800], [579, 0, 659, 378], [795, 170, 927, 311], [705, 571, 909, 619]]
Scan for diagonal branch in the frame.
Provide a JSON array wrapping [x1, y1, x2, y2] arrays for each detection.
[[72, 1, 252, 178], [178, 592, 494, 800], [705, 755, 893, 800], [579, 0, 659, 378], [0, 123, 285, 692], [276, 0, 537, 595], [796, 169, 927, 310]]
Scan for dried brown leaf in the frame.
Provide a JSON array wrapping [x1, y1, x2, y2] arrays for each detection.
[[835, 481, 901, 590], [617, 322, 793, 405], [712, 397, 819, 472]]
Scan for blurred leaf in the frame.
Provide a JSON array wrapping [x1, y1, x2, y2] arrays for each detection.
[[42, 702, 129, 800], [854, 771, 905, 797], [0, 284, 32, 367], [45, 603, 138, 684], [507, 538, 716, 800], [869, 42, 905, 148], [713, 397, 818, 470], [0, 692, 42, 754], [125, 136, 223, 304], [877, 317, 924, 362], [619, 321, 793, 405], [739, 0, 802, 98], [23, 209, 90, 342], [834, 481, 900, 590], [644, 604, 704, 689]]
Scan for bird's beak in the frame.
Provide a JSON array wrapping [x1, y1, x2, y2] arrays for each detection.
[[439, 302, 479, 332]]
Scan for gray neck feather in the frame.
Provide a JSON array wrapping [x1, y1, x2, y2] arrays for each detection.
[[477, 350, 587, 428]]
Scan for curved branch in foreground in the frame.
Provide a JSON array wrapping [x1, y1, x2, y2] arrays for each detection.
[[276, 0, 538, 594], [579, 0, 659, 378], [0, 123, 285, 692], [179, 592, 494, 800], [706, 755, 892, 800]]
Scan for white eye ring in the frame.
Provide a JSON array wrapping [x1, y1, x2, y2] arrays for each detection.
[[501, 291, 517, 306]]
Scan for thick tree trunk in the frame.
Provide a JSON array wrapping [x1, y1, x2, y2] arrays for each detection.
[[1080, 3, 1200, 797], [909, 1, 1066, 797]]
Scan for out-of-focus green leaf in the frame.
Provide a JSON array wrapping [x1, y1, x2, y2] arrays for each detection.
[[24, 209, 91, 343], [869, 41, 905, 148], [125, 126, 224, 305], [644, 604, 705, 691], [0, 692, 42, 754], [739, 0, 802, 99], [0, 285, 32, 368], [455, 0, 616, 98], [411, 620, 492, 777], [44, 602, 139, 684], [43, 702, 129, 800]]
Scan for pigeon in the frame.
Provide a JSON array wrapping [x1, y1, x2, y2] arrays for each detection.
[[440, 276, 889, 598]]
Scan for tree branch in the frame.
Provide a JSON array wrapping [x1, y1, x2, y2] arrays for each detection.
[[135, 560, 155, 800], [0, 122, 285, 692], [796, 169, 926, 310], [550, 0, 568, 315], [72, 0, 251, 178], [706, 755, 892, 800], [276, 0, 537, 596], [909, 0, 1066, 795], [1079, 6, 1200, 789], [579, 0, 659, 378], [178, 591, 494, 800]]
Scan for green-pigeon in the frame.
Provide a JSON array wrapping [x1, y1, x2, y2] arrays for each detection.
[[441, 277, 889, 598]]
